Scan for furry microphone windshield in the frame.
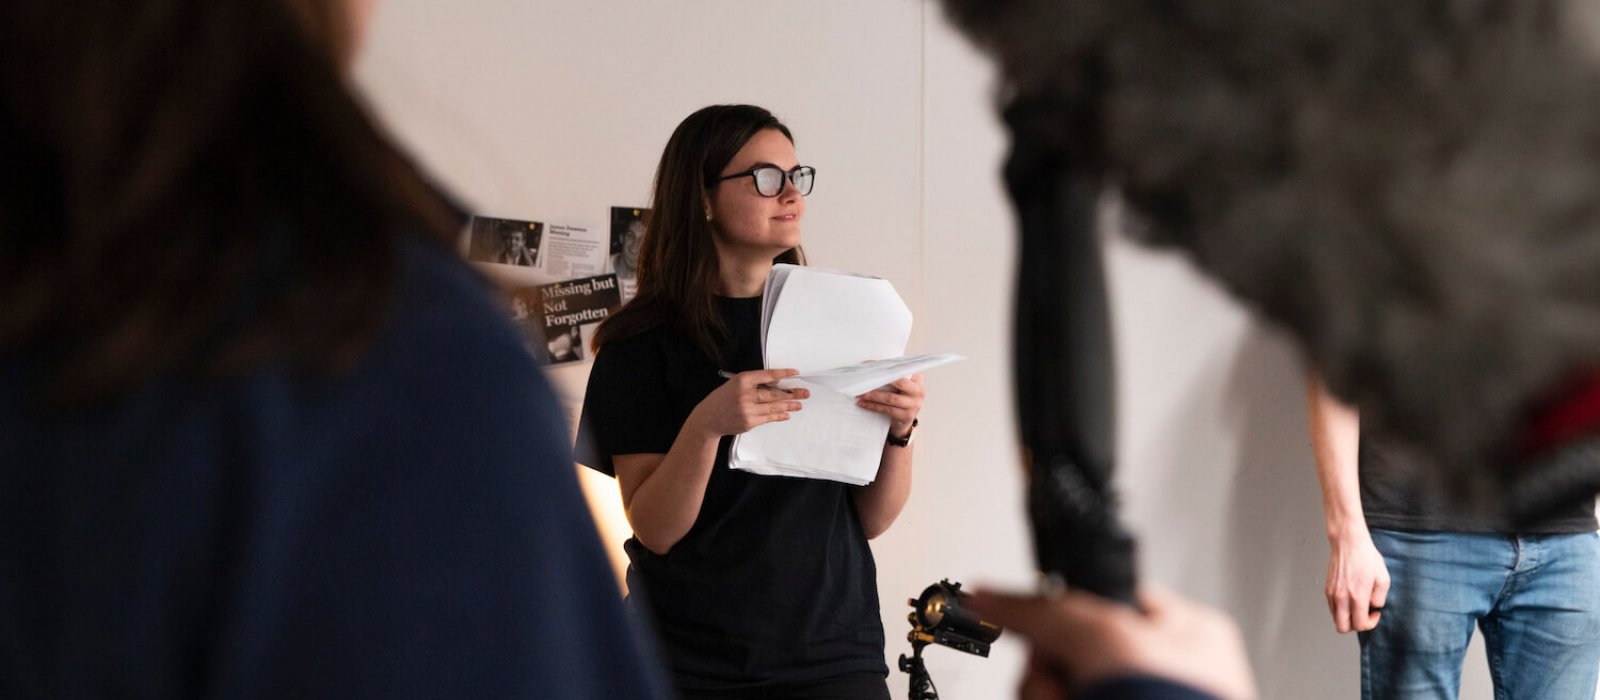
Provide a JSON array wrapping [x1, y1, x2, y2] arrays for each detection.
[[945, 0, 1600, 519]]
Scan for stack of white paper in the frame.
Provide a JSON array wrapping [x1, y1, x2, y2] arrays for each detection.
[[729, 265, 963, 485]]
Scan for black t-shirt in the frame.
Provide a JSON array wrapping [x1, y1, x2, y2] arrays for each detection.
[[577, 296, 888, 690], [1360, 433, 1597, 534]]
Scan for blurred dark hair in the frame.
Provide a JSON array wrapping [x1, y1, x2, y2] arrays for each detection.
[[0, 0, 461, 405], [592, 104, 804, 363]]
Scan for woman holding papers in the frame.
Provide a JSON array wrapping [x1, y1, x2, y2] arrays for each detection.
[[578, 104, 925, 700]]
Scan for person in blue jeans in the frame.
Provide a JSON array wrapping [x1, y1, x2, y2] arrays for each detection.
[[1309, 373, 1600, 699]]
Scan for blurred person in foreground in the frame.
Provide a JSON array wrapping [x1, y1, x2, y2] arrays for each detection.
[[937, 1, 1600, 697], [0, 1, 670, 698]]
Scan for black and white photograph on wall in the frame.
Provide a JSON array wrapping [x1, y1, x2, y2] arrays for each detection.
[[609, 206, 648, 303], [505, 288, 551, 365], [468, 215, 543, 267], [524, 273, 623, 366]]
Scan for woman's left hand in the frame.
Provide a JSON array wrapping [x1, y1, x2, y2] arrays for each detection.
[[857, 373, 925, 437]]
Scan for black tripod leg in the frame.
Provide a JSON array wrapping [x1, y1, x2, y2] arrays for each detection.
[[898, 649, 939, 700]]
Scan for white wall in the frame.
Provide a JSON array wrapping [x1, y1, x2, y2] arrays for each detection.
[[355, 2, 1513, 698]]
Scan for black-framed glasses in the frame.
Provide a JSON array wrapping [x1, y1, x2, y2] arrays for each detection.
[[713, 165, 816, 197]]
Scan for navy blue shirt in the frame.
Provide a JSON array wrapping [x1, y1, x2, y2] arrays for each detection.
[[0, 239, 671, 699], [1081, 677, 1219, 700]]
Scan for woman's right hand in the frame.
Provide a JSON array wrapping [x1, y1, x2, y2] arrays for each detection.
[[687, 369, 809, 439]]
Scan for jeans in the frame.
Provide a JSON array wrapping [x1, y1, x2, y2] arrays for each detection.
[[1361, 529, 1600, 700]]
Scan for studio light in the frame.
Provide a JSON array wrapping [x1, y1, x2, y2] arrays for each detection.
[[898, 580, 1002, 700]]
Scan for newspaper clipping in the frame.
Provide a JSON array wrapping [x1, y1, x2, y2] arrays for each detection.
[[508, 273, 622, 366], [539, 223, 607, 280]]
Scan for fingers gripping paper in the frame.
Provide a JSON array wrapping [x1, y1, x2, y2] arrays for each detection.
[[730, 265, 960, 485]]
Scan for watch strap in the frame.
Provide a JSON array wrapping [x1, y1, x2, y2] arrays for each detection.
[[886, 418, 919, 447]]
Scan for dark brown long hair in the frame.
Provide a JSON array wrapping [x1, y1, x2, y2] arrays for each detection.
[[592, 104, 804, 362], [0, 0, 461, 405]]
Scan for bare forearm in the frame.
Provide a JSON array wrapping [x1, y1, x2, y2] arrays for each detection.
[[854, 444, 913, 538], [624, 425, 721, 555], [1308, 373, 1392, 633], [850, 375, 925, 538], [1307, 372, 1364, 538]]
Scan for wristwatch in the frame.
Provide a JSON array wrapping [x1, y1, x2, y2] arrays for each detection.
[[886, 418, 919, 448]]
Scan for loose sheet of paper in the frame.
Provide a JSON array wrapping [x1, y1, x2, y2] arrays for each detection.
[[792, 353, 965, 397]]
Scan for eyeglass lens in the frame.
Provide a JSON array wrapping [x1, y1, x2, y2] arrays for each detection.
[[753, 166, 815, 197]]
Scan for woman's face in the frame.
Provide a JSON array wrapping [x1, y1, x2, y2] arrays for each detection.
[[708, 128, 804, 258]]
